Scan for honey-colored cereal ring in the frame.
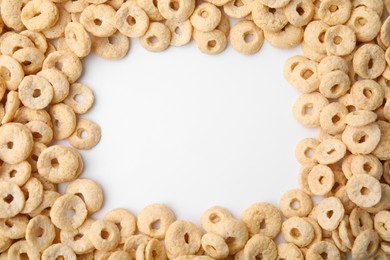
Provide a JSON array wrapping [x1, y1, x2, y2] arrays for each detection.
[[63, 83, 94, 115], [0, 161, 31, 186], [342, 123, 381, 155], [264, 23, 303, 49], [282, 217, 314, 247], [308, 164, 335, 196], [20, 30, 48, 54], [92, 32, 130, 60], [324, 25, 356, 57], [190, 3, 221, 33], [306, 240, 341, 259], [316, 197, 345, 231], [140, 22, 172, 52], [223, 0, 253, 19], [349, 207, 373, 237], [351, 229, 379, 259], [104, 208, 136, 244], [0, 55, 25, 91], [0, 0, 26, 31], [7, 240, 40, 260], [145, 238, 167, 259], [295, 138, 319, 165], [80, 4, 117, 37], [346, 7, 381, 43], [193, 29, 227, 55], [115, 2, 149, 38], [42, 8, 71, 40], [123, 234, 151, 259], [345, 110, 377, 127], [303, 21, 328, 55], [165, 220, 202, 257], [13, 47, 45, 75], [49, 103, 77, 140], [252, 2, 288, 33], [66, 178, 104, 214], [37, 69, 70, 104], [372, 120, 390, 160], [374, 211, 390, 242], [292, 92, 329, 128], [43, 50, 82, 83], [158, 0, 195, 22], [60, 218, 94, 254], [346, 174, 382, 208], [0, 214, 28, 239], [243, 234, 277, 259], [50, 194, 87, 231], [88, 220, 121, 251], [26, 215, 56, 252], [277, 243, 304, 260], [165, 20, 193, 47], [137, 0, 164, 21], [20, 0, 59, 31], [259, 0, 291, 8], [28, 190, 60, 217], [65, 22, 91, 58], [0, 181, 25, 218], [41, 243, 77, 260], [20, 177, 43, 214], [353, 44, 386, 80], [318, 0, 351, 26], [25, 120, 53, 145], [284, 0, 314, 27], [319, 102, 348, 135], [315, 138, 346, 165], [351, 79, 384, 111], [279, 189, 313, 218], [18, 75, 54, 110], [229, 21, 264, 55], [28, 142, 47, 173], [201, 233, 229, 259], [0, 33, 34, 56], [318, 55, 349, 79], [0, 123, 33, 165], [351, 154, 383, 180]]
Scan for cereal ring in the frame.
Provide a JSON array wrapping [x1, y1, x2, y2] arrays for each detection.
[[26, 215, 56, 252], [49, 103, 77, 140], [137, 0, 163, 21], [18, 75, 54, 110], [300, 41, 326, 63], [140, 22, 171, 52], [277, 243, 303, 260], [137, 204, 176, 240], [27, 142, 46, 173], [65, 22, 91, 58], [352, 0, 383, 16], [0, 55, 25, 91], [316, 197, 344, 231], [21, 0, 59, 31], [363, 183, 390, 214], [145, 238, 167, 259], [20, 177, 43, 214], [284, 0, 314, 27], [351, 80, 384, 111], [37, 69, 70, 104], [25, 121, 53, 145], [320, 103, 348, 135], [282, 217, 314, 247], [318, 55, 349, 79], [346, 110, 377, 127], [347, 174, 382, 208], [201, 233, 229, 259], [306, 240, 341, 259], [80, 4, 117, 37], [0, 0, 26, 31], [346, 7, 380, 43], [229, 21, 264, 55], [165, 220, 202, 257], [243, 234, 277, 259], [115, 2, 149, 38], [342, 123, 381, 155], [13, 47, 45, 75], [190, 3, 221, 32], [280, 189, 313, 218], [305, 217, 323, 247], [0, 123, 33, 165], [108, 251, 132, 260], [308, 164, 335, 196], [303, 21, 328, 55], [295, 138, 319, 165], [92, 32, 130, 60], [63, 83, 95, 115], [89, 220, 120, 251], [324, 25, 356, 56], [353, 44, 386, 80], [201, 206, 233, 232], [0, 33, 34, 56], [0, 161, 31, 186], [374, 211, 390, 242], [193, 29, 227, 55], [351, 154, 382, 180], [292, 92, 329, 128], [50, 194, 87, 231], [66, 178, 103, 214], [223, 0, 252, 19], [104, 208, 136, 244], [372, 121, 390, 160], [7, 240, 40, 260], [337, 216, 354, 250], [42, 7, 71, 40], [315, 138, 346, 165], [352, 229, 379, 260], [318, 0, 351, 26], [0, 214, 28, 239], [42, 243, 77, 260], [259, 0, 291, 8], [158, 0, 195, 22], [43, 50, 82, 83], [264, 23, 303, 49], [381, 17, 390, 47], [165, 20, 193, 47], [252, 2, 288, 32], [0, 181, 25, 218], [37, 145, 81, 183], [60, 218, 94, 254], [19, 30, 48, 54], [283, 55, 308, 82], [124, 234, 151, 259], [28, 190, 60, 217], [241, 202, 282, 239]]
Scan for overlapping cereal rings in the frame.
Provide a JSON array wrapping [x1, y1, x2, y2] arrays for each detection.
[[0, 0, 389, 259]]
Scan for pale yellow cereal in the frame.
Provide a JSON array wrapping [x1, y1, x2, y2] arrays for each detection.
[[80, 4, 117, 37], [324, 25, 356, 56], [0, 55, 25, 91], [63, 83, 94, 115], [346, 174, 382, 208], [25, 120, 53, 145], [282, 217, 314, 247], [0, 123, 33, 165], [165, 220, 202, 257], [229, 21, 264, 55], [341, 123, 381, 155], [43, 50, 82, 83], [21, 0, 59, 31], [89, 220, 121, 251], [201, 233, 229, 259], [7, 240, 40, 260], [166, 20, 193, 47], [352, 229, 379, 260], [41, 243, 77, 260], [350, 154, 382, 180], [1, 0, 26, 31], [284, 0, 314, 27], [252, 2, 288, 33], [315, 138, 346, 165], [49, 103, 77, 140], [138, 204, 176, 240], [193, 29, 227, 55], [60, 218, 94, 254], [65, 22, 91, 58], [306, 240, 341, 259], [141, 22, 171, 52], [308, 164, 335, 196], [292, 92, 329, 128], [372, 121, 390, 160], [353, 44, 386, 80], [264, 23, 303, 49], [104, 208, 136, 244], [158, 0, 195, 22], [115, 2, 149, 38], [50, 194, 87, 231], [37, 69, 70, 104], [280, 189, 313, 218], [28, 190, 60, 217], [223, 0, 253, 19], [316, 197, 344, 231], [190, 3, 221, 33], [0, 214, 28, 239], [295, 138, 319, 165], [318, 0, 351, 26], [13, 47, 45, 74], [289, 60, 319, 94], [18, 75, 54, 110], [345, 110, 377, 127], [0, 181, 25, 218], [26, 215, 56, 252], [20, 177, 43, 214], [42, 7, 71, 40], [347, 7, 381, 43]]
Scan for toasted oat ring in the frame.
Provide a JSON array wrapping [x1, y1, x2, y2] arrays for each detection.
[[318, 55, 348, 79], [351, 154, 383, 180], [350, 208, 373, 237], [7, 240, 40, 259], [292, 92, 329, 128], [20, 30, 48, 54], [352, 0, 383, 16], [243, 234, 277, 259], [66, 178, 104, 214], [63, 83, 94, 115], [284, 0, 314, 27], [324, 25, 356, 56], [201, 206, 233, 233], [28, 190, 60, 217], [18, 75, 54, 110], [37, 145, 81, 184], [26, 215, 56, 252], [0, 161, 31, 186], [201, 233, 229, 259], [13, 47, 45, 74], [140, 22, 171, 52], [0, 0, 26, 31], [303, 21, 328, 55], [223, 0, 253, 19], [165, 20, 193, 47], [319, 102, 348, 135], [20, 177, 43, 214], [42, 7, 71, 40], [204, 0, 232, 6], [230, 21, 264, 55], [252, 2, 288, 33], [318, 0, 351, 26], [316, 197, 344, 231], [104, 208, 136, 244], [137, 204, 176, 239], [193, 29, 227, 55], [345, 110, 377, 127], [306, 241, 341, 259], [60, 218, 94, 254], [190, 3, 221, 32], [65, 22, 91, 58], [347, 174, 382, 208], [80, 4, 117, 37], [277, 243, 303, 260], [115, 2, 149, 38], [123, 234, 151, 259], [315, 138, 346, 165], [50, 194, 87, 231], [283, 55, 308, 82], [347, 7, 381, 43], [21, 0, 59, 31], [259, 0, 291, 8], [145, 239, 167, 259], [295, 138, 319, 165], [27, 142, 46, 173], [0, 123, 33, 165], [341, 123, 381, 155], [89, 220, 121, 251], [279, 189, 312, 218], [43, 50, 82, 84], [282, 217, 314, 247], [0, 33, 34, 56], [165, 220, 202, 257], [1, 90, 20, 125], [264, 24, 303, 49], [0, 214, 28, 239], [49, 103, 77, 140], [0, 55, 25, 91], [353, 44, 386, 80], [381, 17, 390, 47], [42, 243, 77, 260], [301, 41, 326, 62], [158, 0, 195, 22], [352, 229, 379, 259], [308, 164, 335, 196], [0, 181, 25, 218], [37, 69, 70, 104], [137, 0, 164, 21], [25, 121, 53, 146], [92, 32, 130, 60], [374, 211, 390, 242]]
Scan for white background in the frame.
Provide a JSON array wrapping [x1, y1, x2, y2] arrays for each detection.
[[77, 39, 315, 224]]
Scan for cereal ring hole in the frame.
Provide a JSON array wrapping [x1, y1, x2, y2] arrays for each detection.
[[367, 241, 375, 254], [169, 0, 180, 11], [5, 219, 13, 228], [244, 33, 254, 43], [55, 62, 63, 71], [290, 199, 301, 210], [51, 158, 59, 168], [199, 10, 208, 18], [73, 233, 83, 241], [32, 132, 42, 139], [9, 169, 17, 178], [329, 5, 339, 12], [332, 114, 341, 123], [205, 245, 217, 254], [35, 227, 44, 237], [209, 213, 221, 223], [33, 89, 41, 98], [174, 27, 182, 35], [31, 154, 38, 162], [0, 67, 11, 81], [320, 252, 328, 259], [355, 17, 367, 27], [268, 8, 276, 14], [6, 141, 13, 149], [184, 233, 189, 243], [303, 104, 313, 115], [151, 220, 161, 230], [73, 94, 84, 103], [363, 163, 372, 172], [94, 19, 103, 26], [75, 192, 85, 202], [300, 69, 314, 80], [67, 209, 76, 217], [304, 148, 315, 158], [319, 31, 326, 43], [333, 36, 342, 45], [147, 36, 159, 45], [368, 59, 374, 70], [259, 219, 266, 229], [326, 210, 333, 218], [290, 228, 301, 238], [127, 16, 136, 26], [225, 236, 235, 246], [207, 40, 217, 49], [77, 129, 88, 139], [3, 194, 14, 204], [353, 131, 367, 144], [20, 253, 28, 259], [360, 186, 369, 195], [22, 60, 32, 66], [100, 229, 110, 239], [296, 5, 305, 16]]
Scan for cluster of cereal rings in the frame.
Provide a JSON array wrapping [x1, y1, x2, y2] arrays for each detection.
[[0, 0, 390, 259]]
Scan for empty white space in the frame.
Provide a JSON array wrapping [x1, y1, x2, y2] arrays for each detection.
[[79, 39, 314, 223]]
